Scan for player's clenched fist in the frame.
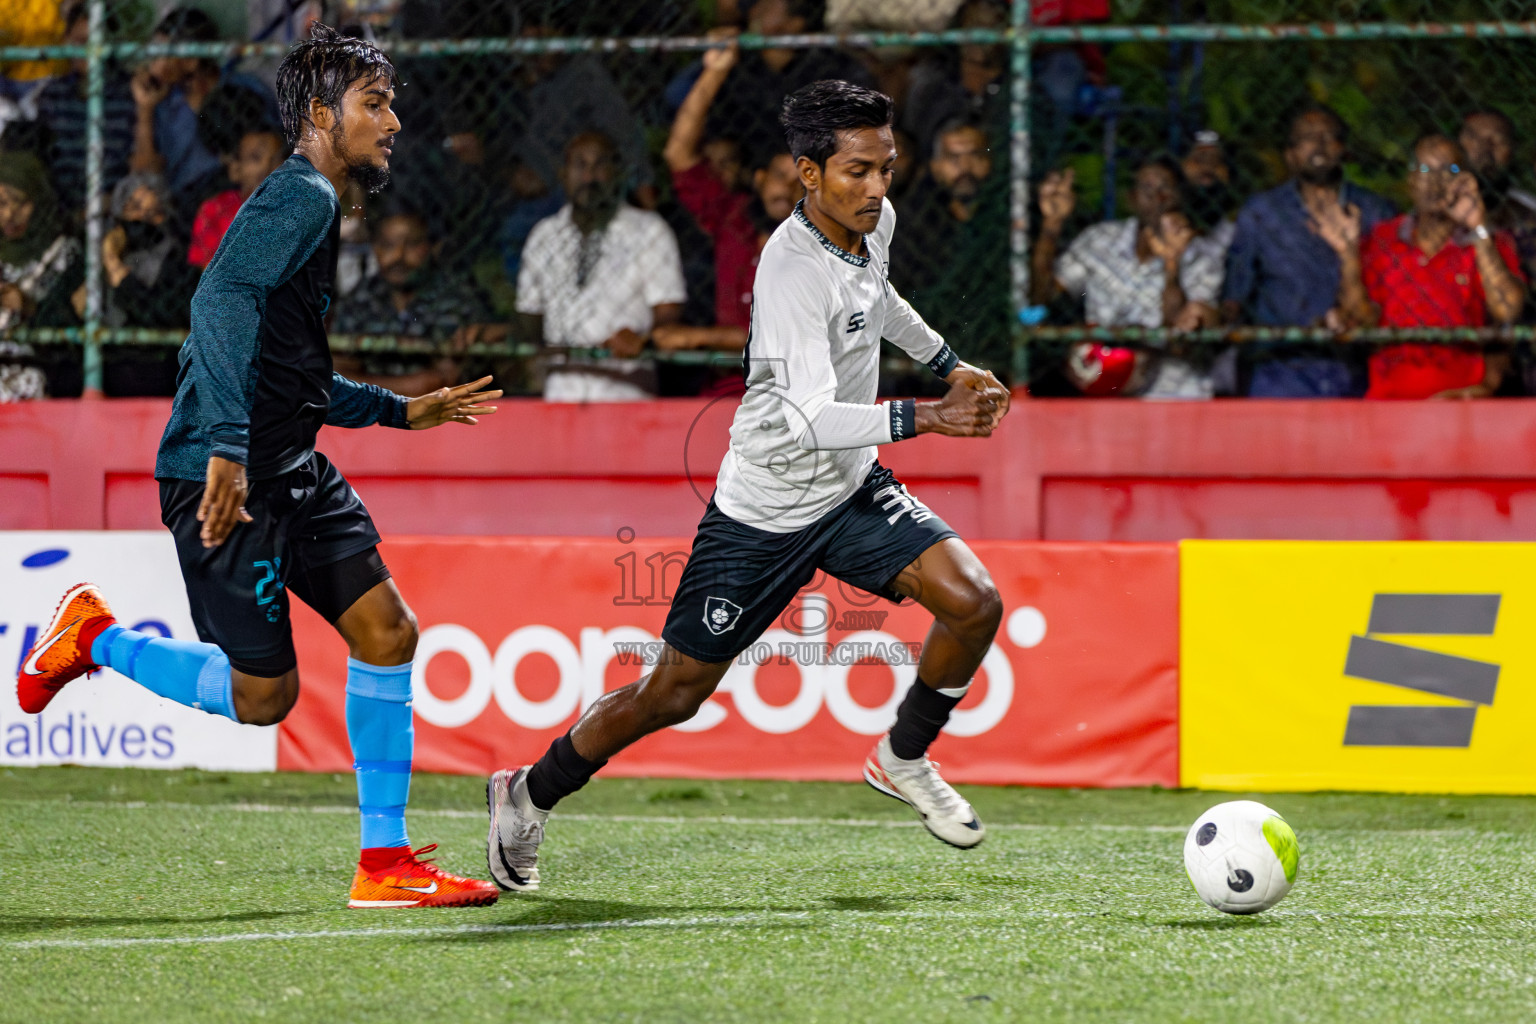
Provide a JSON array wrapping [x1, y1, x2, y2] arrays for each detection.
[[916, 370, 1008, 437], [945, 363, 1010, 430]]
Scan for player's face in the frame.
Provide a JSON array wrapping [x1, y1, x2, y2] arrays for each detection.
[[0, 183, 33, 240], [374, 215, 433, 288], [332, 76, 399, 194], [929, 127, 991, 201], [808, 125, 895, 236], [754, 153, 803, 223]]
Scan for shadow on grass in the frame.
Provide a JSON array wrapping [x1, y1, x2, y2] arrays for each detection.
[[422, 890, 965, 944], [0, 908, 313, 936], [820, 893, 960, 912], [1156, 916, 1281, 929]]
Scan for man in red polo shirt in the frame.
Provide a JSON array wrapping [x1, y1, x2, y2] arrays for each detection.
[[1325, 133, 1525, 398], [660, 31, 802, 364]]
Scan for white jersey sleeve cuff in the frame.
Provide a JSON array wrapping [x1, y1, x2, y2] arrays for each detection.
[[794, 400, 898, 450]]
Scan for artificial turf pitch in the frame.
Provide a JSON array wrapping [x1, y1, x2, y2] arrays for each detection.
[[3, 768, 1534, 1023]]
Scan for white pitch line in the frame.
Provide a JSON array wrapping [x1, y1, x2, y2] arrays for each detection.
[[3, 799, 1525, 838], [0, 799, 1185, 832], [8, 903, 1514, 953], [4, 911, 813, 951]]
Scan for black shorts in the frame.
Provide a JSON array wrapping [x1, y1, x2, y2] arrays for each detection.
[[160, 451, 391, 676], [662, 462, 958, 663]]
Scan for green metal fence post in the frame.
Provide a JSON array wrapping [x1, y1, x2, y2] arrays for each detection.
[[82, 0, 105, 395], [1008, 0, 1032, 387]]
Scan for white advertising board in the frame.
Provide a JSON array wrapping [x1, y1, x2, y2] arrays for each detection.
[[1, 532, 277, 770]]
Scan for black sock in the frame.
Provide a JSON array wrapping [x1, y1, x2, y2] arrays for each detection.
[[525, 733, 607, 812], [887, 678, 965, 761]]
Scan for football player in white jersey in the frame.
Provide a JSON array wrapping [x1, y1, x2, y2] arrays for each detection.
[[487, 80, 1010, 892]]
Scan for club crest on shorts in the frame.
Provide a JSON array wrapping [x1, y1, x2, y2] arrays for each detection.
[[703, 596, 744, 635]]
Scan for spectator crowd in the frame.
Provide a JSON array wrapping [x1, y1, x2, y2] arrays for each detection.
[[0, 0, 1531, 402]]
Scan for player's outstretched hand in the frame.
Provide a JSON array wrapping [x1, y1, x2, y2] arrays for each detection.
[[917, 371, 1008, 438], [407, 376, 502, 430], [198, 455, 253, 549]]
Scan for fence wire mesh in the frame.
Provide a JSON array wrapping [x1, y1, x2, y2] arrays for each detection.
[[1, 1, 1535, 400]]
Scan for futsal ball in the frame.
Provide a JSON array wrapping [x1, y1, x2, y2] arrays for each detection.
[[1183, 800, 1300, 914]]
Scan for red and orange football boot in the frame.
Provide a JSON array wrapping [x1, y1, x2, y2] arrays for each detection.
[[17, 582, 116, 714], [348, 844, 499, 909]]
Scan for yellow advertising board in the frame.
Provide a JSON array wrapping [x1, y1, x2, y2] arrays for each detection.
[[1181, 541, 1536, 793]]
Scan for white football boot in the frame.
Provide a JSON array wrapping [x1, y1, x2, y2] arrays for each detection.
[[863, 735, 986, 848], [486, 766, 548, 891]]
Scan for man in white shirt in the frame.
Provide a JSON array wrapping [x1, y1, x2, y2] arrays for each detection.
[[1032, 156, 1226, 398], [517, 132, 686, 401], [488, 81, 1010, 892]]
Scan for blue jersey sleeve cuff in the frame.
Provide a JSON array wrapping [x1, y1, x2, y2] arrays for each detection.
[[927, 344, 959, 378], [888, 398, 916, 443], [381, 394, 411, 430], [208, 426, 250, 466]]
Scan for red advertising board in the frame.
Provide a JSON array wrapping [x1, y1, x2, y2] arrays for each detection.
[[279, 538, 1178, 787]]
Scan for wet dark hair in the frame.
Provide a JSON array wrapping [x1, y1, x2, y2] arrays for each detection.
[[275, 23, 397, 145], [782, 79, 896, 169]]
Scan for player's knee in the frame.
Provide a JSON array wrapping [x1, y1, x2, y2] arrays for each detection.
[[351, 605, 418, 665], [947, 576, 1003, 643], [233, 672, 299, 726]]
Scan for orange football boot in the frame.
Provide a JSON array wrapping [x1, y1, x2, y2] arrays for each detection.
[[348, 844, 499, 909], [17, 582, 116, 714]]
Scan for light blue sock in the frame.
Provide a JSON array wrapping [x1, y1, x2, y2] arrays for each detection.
[[345, 658, 414, 851], [91, 624, 237, 721]]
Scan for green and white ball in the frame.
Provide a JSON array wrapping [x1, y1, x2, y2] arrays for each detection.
[[1183, 800, 1300, 914]]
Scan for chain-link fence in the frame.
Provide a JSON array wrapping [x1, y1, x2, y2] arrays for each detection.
[[2, 1, 1536, 401]]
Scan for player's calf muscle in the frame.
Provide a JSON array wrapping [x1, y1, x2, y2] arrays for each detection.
[[573, 661, 728, 757]]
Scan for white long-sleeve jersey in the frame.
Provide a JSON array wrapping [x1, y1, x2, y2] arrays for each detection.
[[713, 198, 952, 533]]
